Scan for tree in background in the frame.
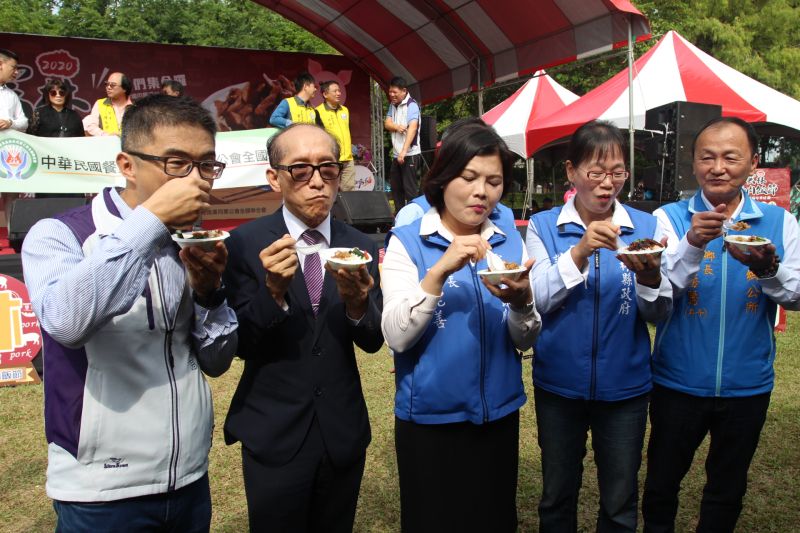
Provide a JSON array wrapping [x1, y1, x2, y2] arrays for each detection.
[[1, 0, 335, 54]]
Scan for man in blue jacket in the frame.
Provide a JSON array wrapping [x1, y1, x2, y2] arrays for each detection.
[[643, 117, 800, 532]]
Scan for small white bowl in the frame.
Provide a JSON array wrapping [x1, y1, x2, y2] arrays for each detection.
[[320, 247, 372, 271], [724, 234, 771, 252], [477, 267, 528, 285], [172, 230, 229, 252]]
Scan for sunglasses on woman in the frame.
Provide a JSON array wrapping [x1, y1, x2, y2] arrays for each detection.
[[49, 89, 67, 97]]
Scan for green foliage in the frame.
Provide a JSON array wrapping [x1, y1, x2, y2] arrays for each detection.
[[0, 0, 334, 53], [0, 0, 57, 35]]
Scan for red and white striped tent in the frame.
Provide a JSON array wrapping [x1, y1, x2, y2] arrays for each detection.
[[482, 70, 579, 158], [527, 30, 800, 154], [250, 0, 650, 104]]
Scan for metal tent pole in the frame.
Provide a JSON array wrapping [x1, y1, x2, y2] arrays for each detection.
[[370, 80, 385, 191], [522, 158, 534, 220], [477, 57, 484, 116], [627, 16, 636, 199]]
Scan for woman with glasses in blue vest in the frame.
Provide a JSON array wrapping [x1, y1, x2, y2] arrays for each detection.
[[525, 120, 672, 532], [382, 120, 541, 532]]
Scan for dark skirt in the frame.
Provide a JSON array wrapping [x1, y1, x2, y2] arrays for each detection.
[[395, 410, 520, 533]]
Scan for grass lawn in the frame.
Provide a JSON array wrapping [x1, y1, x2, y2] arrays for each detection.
[[2, 314, 799, 532]]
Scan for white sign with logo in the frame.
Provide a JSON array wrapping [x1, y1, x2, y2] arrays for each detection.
[[0, 129, 277, 193]]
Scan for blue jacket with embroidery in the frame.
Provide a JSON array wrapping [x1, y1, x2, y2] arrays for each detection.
[[390, 219, 526, 424], [531, 205, 658, 401], [654, 190, 785, 397]]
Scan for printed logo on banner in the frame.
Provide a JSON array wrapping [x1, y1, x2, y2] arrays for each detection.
[[34, 49, 91, 115], [0, 275, 42, 368], [308, 59, 352, 106], [0, 138, 39, 180]]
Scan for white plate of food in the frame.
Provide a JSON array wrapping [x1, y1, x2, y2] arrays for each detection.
[[172, 229, 229, 252], [478, 251, 527, 285], [724, 234, 771, 251], [477, 267, 528, 285], [617, 238, 665, 256], [320, 247, 372, 271]]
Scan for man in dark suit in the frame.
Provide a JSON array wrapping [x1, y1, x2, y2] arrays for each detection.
[[223, 123, 384, 533]]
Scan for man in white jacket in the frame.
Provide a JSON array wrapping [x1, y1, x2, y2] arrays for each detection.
[[22, 94, 238, 532]]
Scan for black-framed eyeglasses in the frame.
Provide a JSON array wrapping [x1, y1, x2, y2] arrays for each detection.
[[126, 150, 226, 180], [273, 162, 343, 182], [580, 168, 630, 183], [49, 89, 66, 97]]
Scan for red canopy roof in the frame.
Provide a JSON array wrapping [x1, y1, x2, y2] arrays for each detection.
[[482, 70, 578, 158], [250, 0, 650, 104], [527, 30, 800, 154]]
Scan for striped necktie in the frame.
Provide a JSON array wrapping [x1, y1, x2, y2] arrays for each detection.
[[301, 229, 324, 316]]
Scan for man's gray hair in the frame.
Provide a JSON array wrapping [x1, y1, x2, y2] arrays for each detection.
[[267, 123, 340, 166]]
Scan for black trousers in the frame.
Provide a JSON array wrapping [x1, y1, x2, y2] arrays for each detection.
[[241, 417, 366, 533], [395, 411, 520, 533], [642, 384, 770, 533], [389, 153, 422, 214]]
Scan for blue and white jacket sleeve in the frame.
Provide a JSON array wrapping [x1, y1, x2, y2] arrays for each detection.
[[269, 99, 292, 128]]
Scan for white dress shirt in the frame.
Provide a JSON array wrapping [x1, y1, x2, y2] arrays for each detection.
[[0, 84, 28, 131], [654, 191, 800, 309], [526, 197, 673, 322], [382, 208, 541, 353]]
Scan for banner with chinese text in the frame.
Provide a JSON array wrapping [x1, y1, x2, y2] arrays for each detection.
[[0, 274, 41, 387], [1, 32, 370, 144], [0, 128, 277, 193]]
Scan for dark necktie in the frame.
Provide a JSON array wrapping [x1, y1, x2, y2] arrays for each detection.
[[301, 230, 324, 316]]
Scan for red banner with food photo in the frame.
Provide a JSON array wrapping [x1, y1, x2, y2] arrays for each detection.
[[747, 168, 790, 332], [746, 168, 790, 207], [2, 32, 371, 146]]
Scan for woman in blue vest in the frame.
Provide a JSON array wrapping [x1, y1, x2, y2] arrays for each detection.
[[525, 120, 673, 532], [382, 120, 541, 532]]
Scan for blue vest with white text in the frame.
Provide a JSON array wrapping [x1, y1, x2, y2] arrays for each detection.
[[390, 218, 526, 424], [654, 190, 785, 397], [531, 205, 657, 401]]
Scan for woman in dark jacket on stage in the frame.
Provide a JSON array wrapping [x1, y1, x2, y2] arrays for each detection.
[[27, 78, 84, 137]]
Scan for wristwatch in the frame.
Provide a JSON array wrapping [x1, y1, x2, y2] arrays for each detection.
[[193, 285, 226, 309]]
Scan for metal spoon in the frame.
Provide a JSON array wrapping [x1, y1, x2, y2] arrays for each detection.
[[295, 242, 324, 254]]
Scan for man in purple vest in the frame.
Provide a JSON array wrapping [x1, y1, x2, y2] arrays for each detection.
[[22, 94, 238, 532]]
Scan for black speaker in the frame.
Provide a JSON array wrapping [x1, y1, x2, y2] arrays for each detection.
[[420, 115, 438, 152], [625, 200, 664, 214], [332, 191, 393, 232], [644, 101, 722, 195], [9, 197, 88, 252]]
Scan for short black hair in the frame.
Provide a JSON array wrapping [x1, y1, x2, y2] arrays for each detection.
[[566, 120, 628, 168], [320, 80, 339, 94], [42, 78, 73, 108], [267, 123, 340, 166], [389, 76, 408, 90], [0, 48, 18, 62], [121, 94, 216, 152], [422, 119, 516, 211], [160, 79, 185, 97], [691, 116, 759, 157], [294, 71, 316, 93]]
